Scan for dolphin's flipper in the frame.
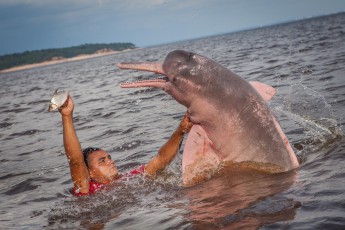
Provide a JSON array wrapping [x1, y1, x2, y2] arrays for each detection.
[[182, 125, 222, 186], [249, 81, 276, 101]]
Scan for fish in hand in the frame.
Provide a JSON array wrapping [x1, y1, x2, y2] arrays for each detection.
[[48, 89, 68, 112]]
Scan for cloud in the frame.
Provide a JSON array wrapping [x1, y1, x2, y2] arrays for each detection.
[[0, 0, 159, 7], [0, 0, 154, 19], [2, 0, 344, 55]]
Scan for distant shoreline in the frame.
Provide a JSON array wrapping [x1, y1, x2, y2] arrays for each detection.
[[0, 49, 134, 74]]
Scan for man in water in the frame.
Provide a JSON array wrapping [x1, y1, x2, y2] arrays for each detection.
[[59, 96, 192, 196]]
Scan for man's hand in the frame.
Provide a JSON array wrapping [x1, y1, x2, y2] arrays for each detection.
[[179, 112, 193, 134], [59, 96, 74, 117]]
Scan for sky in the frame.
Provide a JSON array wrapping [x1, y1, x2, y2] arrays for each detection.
[[0, 0, 345, 56]]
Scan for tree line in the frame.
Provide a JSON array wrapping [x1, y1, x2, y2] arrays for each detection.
[[0, 42, 136, 71]]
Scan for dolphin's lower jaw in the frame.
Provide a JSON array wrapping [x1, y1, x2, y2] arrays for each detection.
[[120, 77, 168, 88]]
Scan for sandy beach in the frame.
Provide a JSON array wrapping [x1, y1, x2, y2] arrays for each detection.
[[0, 50, 124, 74]]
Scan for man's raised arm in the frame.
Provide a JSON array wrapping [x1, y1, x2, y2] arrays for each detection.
[[60, 96, 90, 193], [145, 113, 193, 176]]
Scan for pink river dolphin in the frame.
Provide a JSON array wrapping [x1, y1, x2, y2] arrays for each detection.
[[117, 50, 299, 186]]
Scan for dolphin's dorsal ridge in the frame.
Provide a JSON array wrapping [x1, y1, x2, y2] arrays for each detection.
[[249, 81, 276, 101]]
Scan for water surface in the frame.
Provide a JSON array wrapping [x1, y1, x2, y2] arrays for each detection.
[[0, 13, 344, 229]]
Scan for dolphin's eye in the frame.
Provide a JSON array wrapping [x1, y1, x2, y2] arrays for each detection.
[[173, 61, 181, 69]]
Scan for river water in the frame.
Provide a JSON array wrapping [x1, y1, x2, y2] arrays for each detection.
[[0, 13, 344, 229]]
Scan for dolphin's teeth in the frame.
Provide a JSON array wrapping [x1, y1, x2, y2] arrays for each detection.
[[122, 77, 167, 84], [120, 77, 167, 88]]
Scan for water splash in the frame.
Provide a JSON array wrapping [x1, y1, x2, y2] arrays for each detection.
[[274, 83, 342, 159]]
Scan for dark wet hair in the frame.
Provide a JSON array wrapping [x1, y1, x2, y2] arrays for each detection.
[[82, 147, 101, 168]]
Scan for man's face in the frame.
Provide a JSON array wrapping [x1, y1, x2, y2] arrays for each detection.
[[87, 150, 119, 183]]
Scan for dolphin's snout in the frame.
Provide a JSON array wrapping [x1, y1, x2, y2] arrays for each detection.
[[117, 62, 165, 75]]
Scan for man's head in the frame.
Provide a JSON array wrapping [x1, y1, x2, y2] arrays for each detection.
[[82, 147, 119, 184]]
